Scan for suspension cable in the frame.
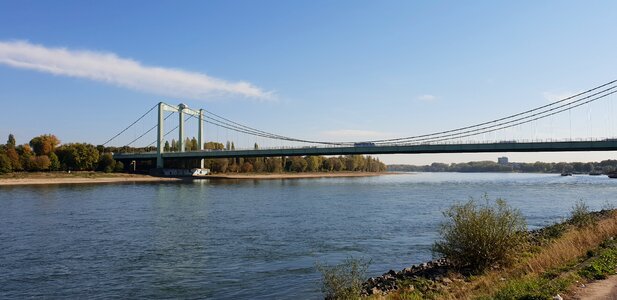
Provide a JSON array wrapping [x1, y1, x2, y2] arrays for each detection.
[[101, 103, 158, 146]]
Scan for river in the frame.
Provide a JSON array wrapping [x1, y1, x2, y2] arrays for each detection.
[[1, 173, 616, 299]]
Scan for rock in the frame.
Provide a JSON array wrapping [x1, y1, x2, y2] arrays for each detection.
[[553, 294, 563, 300], [371, 287, 381, 295], [442, 278, 453, 285]]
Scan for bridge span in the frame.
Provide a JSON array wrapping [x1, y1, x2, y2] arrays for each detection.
[[113, 140, 617, 162]]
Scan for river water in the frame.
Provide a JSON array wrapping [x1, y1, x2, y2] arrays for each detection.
[[1, 173, 617, 299]]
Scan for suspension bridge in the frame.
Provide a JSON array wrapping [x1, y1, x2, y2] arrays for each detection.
[[107, 80, 617, 169]]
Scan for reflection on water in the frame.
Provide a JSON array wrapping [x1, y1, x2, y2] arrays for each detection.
[[1, 173, 616, 299]]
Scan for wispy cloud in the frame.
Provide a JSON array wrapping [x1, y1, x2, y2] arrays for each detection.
[[321, 129, 390, 140], [417, 94, 437, 102], [0, 40, 273, 100], [542, 91, 579, 103]]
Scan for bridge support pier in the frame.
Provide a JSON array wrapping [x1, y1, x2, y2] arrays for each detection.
[[156, 102, 164, 168], [178, 103, 186, 153], [199, 109, 204, 168]]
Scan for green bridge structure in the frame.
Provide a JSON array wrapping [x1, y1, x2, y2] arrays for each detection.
[[108, 80, 617, 169], [113, 140, 617, 163]]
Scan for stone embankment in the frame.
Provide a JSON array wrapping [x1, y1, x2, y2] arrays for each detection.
[[361, 258, 451, 296]]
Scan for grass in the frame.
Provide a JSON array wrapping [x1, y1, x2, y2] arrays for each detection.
[[373, 204, 617, 300], [579, 246, 617, 280]]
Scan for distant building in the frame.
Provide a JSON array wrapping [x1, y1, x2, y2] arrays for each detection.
[[498, 157, 509, 165]]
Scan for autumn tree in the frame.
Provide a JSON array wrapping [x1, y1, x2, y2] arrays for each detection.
[[241, 161, 254, 173], [29, 134, 60, 156], [29, 155, 51, 171], [5, 147, 21, 171]]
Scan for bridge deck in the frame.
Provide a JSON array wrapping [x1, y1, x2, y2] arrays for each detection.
[[113, 140, 617, 161]]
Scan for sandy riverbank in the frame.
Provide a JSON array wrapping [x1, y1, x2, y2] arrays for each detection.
[[203, 172, 394, 180], [0, 171, 396, 186], [0, 172, 181, 186]]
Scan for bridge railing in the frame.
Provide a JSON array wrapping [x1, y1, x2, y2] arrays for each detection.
[[116, 136, 617, 154]]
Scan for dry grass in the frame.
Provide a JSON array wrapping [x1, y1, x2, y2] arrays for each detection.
[[525, 211, 617, 274], [380, 210, 617, 300]]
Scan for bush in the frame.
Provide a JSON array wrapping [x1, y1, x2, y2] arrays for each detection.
[[316, 257, 370, 300], [433, 196, 527, 272], [570, 200, 596, 228]]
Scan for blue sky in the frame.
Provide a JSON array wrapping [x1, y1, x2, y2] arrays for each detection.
[[1, 1, 617, 164]]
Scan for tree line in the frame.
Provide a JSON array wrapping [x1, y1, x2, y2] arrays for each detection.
[[0, 134, 387, 174], [388, 160, 617, 174], [188, 154, 387, 173], [0, 134, 123, 174]]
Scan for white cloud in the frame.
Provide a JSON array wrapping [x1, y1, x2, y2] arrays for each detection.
[[542, 91, 579, 103], [322, 129, 389, 140], [417, 94, 437, 101], [0, 40, 273, 100]]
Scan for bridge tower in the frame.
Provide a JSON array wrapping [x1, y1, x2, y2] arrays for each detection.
[[156, 102, 205, 169]]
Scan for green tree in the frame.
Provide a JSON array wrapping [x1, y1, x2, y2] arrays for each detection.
[[164, 141, 170, 152], [0, 151, 11, 174], [205, 141, 224, 150], [7, 134, 16, 148], [114, 160, 124, 172], [49, 152, 60, 171], [19, 146, 33, 171], [56, 143, 100, 171], [98, 153, 116, 173], [254, 143, 259, 150], [305, 156, 320, 172], [212, 158, 229, 172], [288, 156, 307, 172], [265, 157, 283, 172]]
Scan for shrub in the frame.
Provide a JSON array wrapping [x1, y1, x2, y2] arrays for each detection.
[[570, 200, 596, 228], [316, 257, 370, 300], [433, 196, 527, 273]]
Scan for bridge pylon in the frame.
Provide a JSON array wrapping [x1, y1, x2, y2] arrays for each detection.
[[156, 102, 205, 169]]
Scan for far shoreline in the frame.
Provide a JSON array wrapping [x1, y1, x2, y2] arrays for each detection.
[[0, 171, 397, 186]]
